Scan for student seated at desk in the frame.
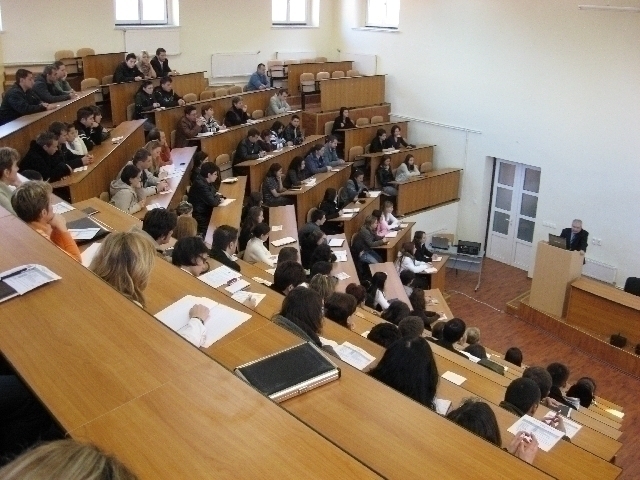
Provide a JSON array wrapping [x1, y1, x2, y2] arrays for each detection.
[[325, 292, 357, 329], [269, 121, 286, 150], [409, 288, 439, 331], [351, 215, 387, 264], [413, 230, 433, 262], [199, 104, 221, 133], [304, 145, 328, 176], [447, 399, 539, 465], [522, 366, 564, 410], [138, 49, 157, 79], [53, 60, 74, 93], [262, 163, 292, 207], [566, 377, 597, 408], [277, 246, 299, 265], [188, 162, 223, 235], [308, 272, 337, 301], [134, 81, 160, 131], [48, 122, 92, 170], [114, 149, 169, 198], [244, 223, 276, 267], [257, 129, 274, 153], [154, 76, 185, 109], [109, 164, 146, 214], [271, 261, 307, 295], [376, 155, 398, 197], [309, 243, 336, 270], [282, 115, 304, 146], [500, 378, 543, 419], [385, 125, 414, 150], [174, 105, 205, 148], [322, 135, 346, 167], [73, 108, 102, 151], [65, 123, 88, 157], [398, 316, 425, 339], [346, 283, 366, 307], [19, 132, 72, 182], [283, 156, 307, 189], [147, 128, 172, 166], [300, 230, 326, 270], [224, 97, 250, 127], [381, 300, 411, 325], [0, 147, 20, 215], [400, 269, 415, 298], [32, 65, 74, 104], [172, 236, 210, 276], [233, 128, 265, 166], [367, 323, 401, 348], [331, 107, 356, 143], [113, 53, 144, 83], [241, 192, 262, 224], [465, 327, 481, 346], [369, 129, 387, 154], [11, 181, 81, 261], [340, 169, 368, 204], [266, 88, 291, 116], [146, 139, 172, 175], [504, 347, 523, 368], [210, 225, 241, 272], [175, 200, 194, 218], [239, 206, 264, 252], [395, 154, 421, 183], [151, 48, 177, 77], [134, 208, 177, 256], [246, 63, 269, 91], [0, 69, 51, 126], [318, 187, 344, 226], [364, 271, 390, 311], [369, 336, 439, 409], [431, 318, 467, 358], [396, 242, 431, 275], [547, 362, 574, 409], [172, 215, 198, 241], [299, 208, 324, 239]]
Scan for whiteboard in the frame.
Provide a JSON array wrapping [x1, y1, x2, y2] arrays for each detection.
[[211, 52, 260, 78], [124, 28, 181, 56], [339, 52, 377, 75]]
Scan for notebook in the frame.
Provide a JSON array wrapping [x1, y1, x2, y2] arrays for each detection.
[[64, 217, 110, 245], [235, 342, 340, 402]]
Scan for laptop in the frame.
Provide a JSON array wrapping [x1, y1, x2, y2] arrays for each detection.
[[548, 234, 567, 250], [431, 236, 450, 250]]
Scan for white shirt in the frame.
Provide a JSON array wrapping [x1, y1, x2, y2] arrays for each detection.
[[396, 255, 429, 274], [383, 211, 400, 229], [243, 237, 276, 266], [178, 318, 207, 347], [374, 289, 390, 310]]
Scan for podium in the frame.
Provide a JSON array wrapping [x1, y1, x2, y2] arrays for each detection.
[[529, 241, 583, 318]]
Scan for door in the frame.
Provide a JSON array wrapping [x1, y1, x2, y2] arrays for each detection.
[[486, 159, 541, 270]]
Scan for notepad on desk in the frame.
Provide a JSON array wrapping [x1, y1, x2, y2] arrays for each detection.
[[507, 415, 564, 452], [198, 265, 242, 288], [333, 271, 350, 281], [339, 213, 354, 219], [271, 237, 296, 247], [224, 278, 250, 294], [196, 131, 214, 137], [333, 250, 348, 262], [52, 202, 74, 214], [66, 217, 110, 245], [384, 231, 398, 238], [442, 371, 466, 385], [342, 208, 360, 214], [367, 191, 382, 198], [155, 295, 252, 348], [271, 225, 283, 231], [435, 398, 452, 415], [328, 238, 344, 247], [0, 264, 61, 303]]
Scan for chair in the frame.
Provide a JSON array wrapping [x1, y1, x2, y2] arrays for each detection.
[[170, 130, 176, 148], [371, 115, 384, 124], [306, 207, 318, 223], [356, 118, 370, 127], [624, 277, 640, 296], [314, 57, 328, 62], [283, 59, 299, 75], [300, 73, 316, 93], [420, 162, 433, 174], [126, 103, 135, 121], [300, 58, 315, 63], [331, 70, 345, 79], [316, 71, 330, 82], [268, 60, 285, 79], [346, 69, 361, 77], [348, 146, 364, 163], [364, 144, 371, 154], [252, 109, 264, 119], [76, 48, 95, 57], [80, 78, 99, 90], [242, 85, 248, 92], [54, 50, 75, 61], [215, 88, 229, 98], [200, 90, 215, 101], [99, 192, 109, 202], [324, 121, 334, 136], [102, 75, 113, 85], [183, 93, 198, 103], [229, 85, 243, 94], [215, 154, 232, 179]]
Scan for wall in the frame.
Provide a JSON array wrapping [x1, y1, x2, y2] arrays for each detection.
[[0, 0, 337, 76], [337, 0, 640, 286]]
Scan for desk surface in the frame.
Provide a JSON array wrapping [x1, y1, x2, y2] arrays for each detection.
[[204, 176, 247, 246], [268, 205, 299, 255], [327, 234, 359, 292], [369, 262, 411, 306], [572, 277, 640, 311]]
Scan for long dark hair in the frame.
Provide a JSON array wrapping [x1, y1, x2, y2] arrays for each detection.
[[289, 155, 304, 173], [280, 287, 324, 345], [322, 187, 337, 203], [364, 272, 387, 308], [267, 162, 282, 177], [447, 399, 502, 446], [369, 337, 439, 409], [397, 241, 417, 268], [404, 154, 416, 172], [271, 120, 284, 133], [339, 107, 348, 120]]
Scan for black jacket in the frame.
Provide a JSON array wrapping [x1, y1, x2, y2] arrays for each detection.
[[187, 175, 222, 233], [351, 226, 384, 258], [414, 241, 433, 262], [233, 138, 262, 165], [153, 86, 182, 108], [331, 115, 355, 135], [434, 339, 467, 358], [560, 228, 589, 252], [19, 140, 70, 182], [319, 199, 342, 220], [384, 136, 410, 149], [283, 168, 307, 189], [370, 136, 385, 153], [499, 401, 525, 417], [210, 248, 241, 272], [32, 74, 70, 103], [151, 56, 172, 77], [113, 62, 143, 83], [224, 106, 249, 127], [0, 84, 46, 126], [73, 120, 102, 151], [283, 124, 304, 145], [549, 385, 574, 408], [376, 166, 395, 188], [134, 90, 156, 120], [57, 144, 84, 170]]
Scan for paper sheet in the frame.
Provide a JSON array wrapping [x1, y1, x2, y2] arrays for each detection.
[[384, 231, 398, 238], [146, 202, 162, 210], [196, 131, 214, 137], [221, 177, 238, 183], [458, 351, 481, 363], [400, 223, 409, 228], [251, 276, 273, 286], [334, 342, 376, 370], [333, 271, 351, 281], [73, 166, 88, 172], [231, 290, 266, 307], [543, 412, 582, 439], [435, 398, 452, 415], [80, 242, 102, 267], [68, 228, 101, 240], [333, 250, 348, 262], [361, 330, 370, 337], [219, 198, 236, 207], [507, 415, 564, 452], [271, 236, 296, 247], [271, 225, 283, 231], [368, 191, 382, 198], [328, 238, 344, 247], [198, 265, 242, 288], [339, 213, 354, 219], [224, 279, 250, 294], [432, 255, 442, 262], [158, 189, 173, 195], [1, 264, 61, 300], [342, 208, 360, 214], [52, 202, 74, 214], [441, 371, 466, 385], [266, 268, 276, 275]]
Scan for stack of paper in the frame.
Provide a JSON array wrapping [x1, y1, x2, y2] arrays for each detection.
[[0, 265, 61, 303], [271, 237, 296, 247], [319, 337, 376, 370], [219, 198, 236, 207], [368, 191, 382, 198], [224, 278, 250, 294], [52, 202, 74, 214], [328, 238, 344, 247], [199, 265, 243, 288], [154, 295, 252, 348], [196, 131, 214, 137], [507, 415, 565, 452], [343, 208, 360, 214], [333, 250, 348, 262], [432, 255, 442, 262]]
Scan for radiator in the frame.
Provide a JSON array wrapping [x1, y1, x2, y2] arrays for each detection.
[[582, 258, 617, 284]]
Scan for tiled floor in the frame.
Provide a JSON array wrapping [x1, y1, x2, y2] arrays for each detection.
[[444, 258, 639, 478]]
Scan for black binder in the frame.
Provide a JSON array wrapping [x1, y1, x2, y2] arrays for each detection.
[[66, 217, 110, 245]]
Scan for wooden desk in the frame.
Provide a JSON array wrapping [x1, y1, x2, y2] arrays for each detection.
[[286, 61, 353, 95], [82, 52, 126, 82], [0, 89, 96, 158], [268, 205, 299, 255], [320, 75, 386, 112], [132, 146, 196, 219], [155, 88, 276, 147], [369, 262, 411, 306], [109, 72, 207, 125], [343, 121, 408, 162], [197, 112, 294, 164], [396, 168, 462, 216], [235, 135, 326, 192], [50, 120, 145, 202], [373, 221, 414, 262], [205, 176, 247, 246], [328, 196, 379, 243], [301, 104, 391, 136], [283, 165, 352, 227], [567, 277, 640, 346], [327, 234, 359, 292], [360, 145, 434, 188]]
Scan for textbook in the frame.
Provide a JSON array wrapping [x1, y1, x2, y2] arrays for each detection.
[[0, 264, 61, 303], [235, 342, 340, 402], [65, 217, 110, 245]]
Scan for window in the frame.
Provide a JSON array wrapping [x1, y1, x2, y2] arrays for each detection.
[[366, 0, 400, 29], [272, 0, 308, 25], [115, 0, 168, 25]]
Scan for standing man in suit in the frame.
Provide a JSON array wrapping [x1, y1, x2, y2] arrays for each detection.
[[560, 219, 588, 255]]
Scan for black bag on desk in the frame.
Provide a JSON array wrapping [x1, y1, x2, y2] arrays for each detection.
[[610, 333, 627, 348]]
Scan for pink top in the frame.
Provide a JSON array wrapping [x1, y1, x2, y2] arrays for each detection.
[[376, 216, 391, 237]]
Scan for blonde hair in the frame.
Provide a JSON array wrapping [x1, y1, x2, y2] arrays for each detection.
[[89, 231, 156, 306], [144, 140, 163, 174], [308, 274, 338, 301], [0, 146, 19, 175], [172, 215, 198, 241], [140, 49, 150, 61], [11, 180, 52, 223], [0, 439, 138, 480], [465, 327, 481, 345]]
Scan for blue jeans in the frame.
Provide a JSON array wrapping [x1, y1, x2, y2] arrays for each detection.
[[382, 186, 398, 196], [360, 250, 382, 264]]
